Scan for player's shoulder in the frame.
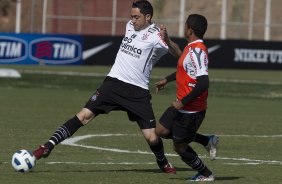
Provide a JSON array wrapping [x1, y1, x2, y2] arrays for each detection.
[[190, 40, 208, 53], [127, 21, 134, 30], [146, 23, 164, 42], [147, 23, 161, 34]]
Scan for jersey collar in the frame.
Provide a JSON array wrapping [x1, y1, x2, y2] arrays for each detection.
[[187, 39, 203, 46]]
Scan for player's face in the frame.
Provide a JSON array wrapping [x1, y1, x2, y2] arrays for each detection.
[[131, 8, 151, 31], [184, 23, 193, 40]]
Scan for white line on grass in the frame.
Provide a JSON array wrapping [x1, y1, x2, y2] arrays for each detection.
[[61, 134, 282, 165], [20, 69, 282, 85], [219, 134, 282, 138]]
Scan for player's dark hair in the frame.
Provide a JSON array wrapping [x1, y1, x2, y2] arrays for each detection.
[[186, 14, 208, 39], [132, 0, 153, 18]]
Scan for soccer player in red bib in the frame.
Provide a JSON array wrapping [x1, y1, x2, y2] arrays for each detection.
[[32, 0, 176, 174], [156, 14, 217, 181]]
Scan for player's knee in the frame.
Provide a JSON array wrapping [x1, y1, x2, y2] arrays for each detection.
[[155, 123, 171, 139], [144, 134, 159, 145], [76, 108, 95, 125]]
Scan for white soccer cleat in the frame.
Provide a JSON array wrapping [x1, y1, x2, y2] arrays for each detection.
[[190, 173, 215, 181], [205, 135, 218, 160]]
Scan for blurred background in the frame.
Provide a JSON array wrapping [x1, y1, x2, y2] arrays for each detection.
[[1, 0, 282, 69], [1, 0, 281, 41]]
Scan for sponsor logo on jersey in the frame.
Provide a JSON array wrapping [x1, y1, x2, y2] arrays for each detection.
[[120, 36, 142, 58], [188, 82, 196, 87], [0, 36, 28, 63], [30, 37, 82, 64]]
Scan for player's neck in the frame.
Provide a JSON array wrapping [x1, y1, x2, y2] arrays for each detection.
[[139, 21, 152, 31], [187, 35, 199, 43]]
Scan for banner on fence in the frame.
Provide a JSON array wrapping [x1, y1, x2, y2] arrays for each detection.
[[0, 33, 83, 65], [1, 33, 282, 69], [83, 36, 282, 70]]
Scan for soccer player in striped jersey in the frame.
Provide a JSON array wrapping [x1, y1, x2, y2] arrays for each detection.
[[155, 14, 218, 181], [32, 0, 176, 174]]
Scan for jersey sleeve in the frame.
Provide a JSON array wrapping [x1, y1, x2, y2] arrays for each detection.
[[151, 31, 168, 64], [126, 20, 132, 31], [185, 47, 208, 77]]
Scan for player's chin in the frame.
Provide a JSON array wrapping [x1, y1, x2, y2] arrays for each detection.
[[133, 26, 140, 31]]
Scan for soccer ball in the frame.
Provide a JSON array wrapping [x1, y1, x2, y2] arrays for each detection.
[[11, 150, 36, 172]]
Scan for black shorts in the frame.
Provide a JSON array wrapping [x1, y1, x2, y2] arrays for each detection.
[[159, 107, 206, 143], [84, 77, 156, 129]]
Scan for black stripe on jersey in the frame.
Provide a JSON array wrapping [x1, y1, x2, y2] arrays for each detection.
[[143, 48, 154, 73], [148, 25, 160, 33], [193, 48, 203, 68]]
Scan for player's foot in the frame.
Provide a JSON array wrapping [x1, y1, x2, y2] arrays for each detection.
[[205, 135, 218, 160], [189, 173, 215, 181], [32, 145, 51, 160], [157, 160, 176, 174]]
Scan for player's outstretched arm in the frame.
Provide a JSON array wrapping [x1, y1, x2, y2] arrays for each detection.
[[160, 25, 182, 58], [155, 78, 167, 94], [155, 72, 176, 94]]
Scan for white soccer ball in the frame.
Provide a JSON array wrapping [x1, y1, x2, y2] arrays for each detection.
[[11, 150, 36, 172]]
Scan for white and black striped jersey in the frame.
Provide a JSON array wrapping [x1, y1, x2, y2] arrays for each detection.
[[107, 21, 168, 89]]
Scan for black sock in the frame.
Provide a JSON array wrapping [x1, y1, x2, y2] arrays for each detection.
[[194, 133, 209, 146], [149, 138, 167, 165], [45, 116, 83, 150], [179, 146, 212, 176]]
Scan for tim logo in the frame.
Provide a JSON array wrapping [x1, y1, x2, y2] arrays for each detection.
[[30, 37, 82, 64], [0, 36, 28, 63]]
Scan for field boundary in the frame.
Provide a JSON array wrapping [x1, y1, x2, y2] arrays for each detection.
[[19, 69, 282, 85], [61, 134, 282, 166]]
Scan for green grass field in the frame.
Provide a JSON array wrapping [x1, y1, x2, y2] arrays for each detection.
[[0, 65, 281, 184]]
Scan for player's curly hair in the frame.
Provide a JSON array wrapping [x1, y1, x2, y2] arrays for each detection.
[[132, 0, 153, 18], [186, 14, 208, 39]]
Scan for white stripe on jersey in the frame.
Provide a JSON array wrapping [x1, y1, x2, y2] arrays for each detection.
[[107, 21, 168, 89], [183, 39, 208, 79]]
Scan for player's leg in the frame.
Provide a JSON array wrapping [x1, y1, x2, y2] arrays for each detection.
[[194, 133, 219, 159], [127, 107, 176, 173], [174, 143, 214, 181], [158, 106, 218, 159], [171, 110, 214, 181], [155, 106, 176, 139], [33, 108, 95, 160], [141, 127, 176, 174], [119, 82, 176, 173], [33, 78, 116, 160], [197, 134, 218, 160], [155, 123, 170, 139]]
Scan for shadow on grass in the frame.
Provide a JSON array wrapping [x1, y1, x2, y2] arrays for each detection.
[[33, 167, 242, 181], [169, 176, 242, 181], [33, 166, 192, 174]]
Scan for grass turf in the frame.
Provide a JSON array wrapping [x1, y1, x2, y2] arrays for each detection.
[[0, 65, 281, 184]]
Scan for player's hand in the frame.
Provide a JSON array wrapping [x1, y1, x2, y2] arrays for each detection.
[[155, 78, 167, 94], [172, 100, 183, 110], [160, 25, 170, 45]]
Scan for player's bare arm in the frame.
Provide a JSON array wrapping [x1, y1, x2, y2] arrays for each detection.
[[160, 25, 182, 58]]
